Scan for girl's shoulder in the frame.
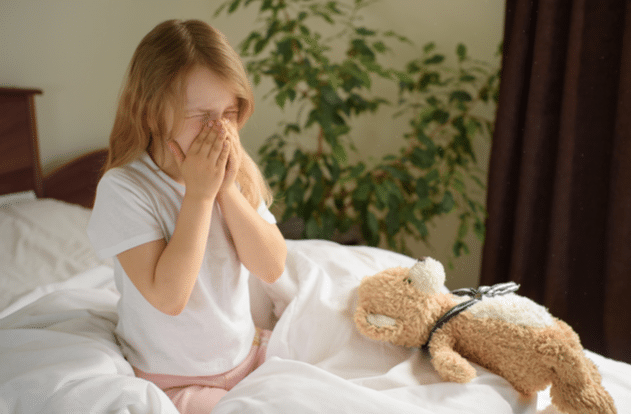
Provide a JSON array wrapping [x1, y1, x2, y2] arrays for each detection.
[[99, 154, 160, 190], [95, 157, 162, 209]]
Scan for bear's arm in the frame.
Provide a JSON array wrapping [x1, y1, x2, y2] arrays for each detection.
[[428, 331, 477, 383]]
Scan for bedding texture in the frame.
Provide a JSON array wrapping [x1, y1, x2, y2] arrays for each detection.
[[0, 199, 629, 413], [0, 195, 111, 311]]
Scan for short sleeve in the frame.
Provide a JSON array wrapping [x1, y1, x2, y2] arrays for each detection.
[[87, 169, 164, 259], [257, 201, 276, 224]]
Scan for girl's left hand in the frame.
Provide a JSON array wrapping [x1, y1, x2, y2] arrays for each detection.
[[216, 119, 242, 191]]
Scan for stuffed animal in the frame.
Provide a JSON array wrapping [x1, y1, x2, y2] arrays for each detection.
[[354, 257, 616, 414]]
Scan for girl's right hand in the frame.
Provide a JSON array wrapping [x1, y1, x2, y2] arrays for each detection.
[[168, 120, 230, 201]]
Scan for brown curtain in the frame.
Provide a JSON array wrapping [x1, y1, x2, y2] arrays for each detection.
[[480, 0, 630, 363]]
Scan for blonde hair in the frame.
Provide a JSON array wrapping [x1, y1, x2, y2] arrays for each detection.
[[106, 19, 272, 208]]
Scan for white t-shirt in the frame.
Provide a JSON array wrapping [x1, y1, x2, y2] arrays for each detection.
[[87, 152, 276, 376]]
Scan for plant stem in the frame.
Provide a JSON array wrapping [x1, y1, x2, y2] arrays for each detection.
[[317, 127, 324, 156]]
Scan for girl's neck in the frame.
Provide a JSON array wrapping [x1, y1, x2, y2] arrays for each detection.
[[148, 141, 185, 185]]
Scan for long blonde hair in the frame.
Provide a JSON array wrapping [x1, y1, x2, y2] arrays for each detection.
[[106, 19, 272, 208]]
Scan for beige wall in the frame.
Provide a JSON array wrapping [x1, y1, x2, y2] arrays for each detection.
[[0, 0, 505, 288]]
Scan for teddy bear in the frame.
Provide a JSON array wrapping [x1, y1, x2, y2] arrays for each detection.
[[354, 257, 616, 414]]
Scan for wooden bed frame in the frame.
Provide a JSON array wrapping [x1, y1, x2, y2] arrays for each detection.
[[0, 87, 107, 208]]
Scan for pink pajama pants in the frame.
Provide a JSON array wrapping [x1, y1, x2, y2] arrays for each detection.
[[134, 329, 271, 413]]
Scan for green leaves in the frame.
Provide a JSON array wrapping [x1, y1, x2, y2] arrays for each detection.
[[449, 90, 473, 103], [456, 43, 467, 61], [440, 191, 455, 213], [410, 147, 435, 169], [216, 0, 500, 258]]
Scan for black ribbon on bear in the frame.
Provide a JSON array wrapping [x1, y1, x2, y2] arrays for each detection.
[[422, 282, 520, 349]]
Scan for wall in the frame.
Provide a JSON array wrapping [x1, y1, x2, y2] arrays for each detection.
[[0, 0, 505, 288]]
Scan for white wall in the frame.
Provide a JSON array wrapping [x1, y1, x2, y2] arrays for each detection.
[[0, 0, 505, 288]]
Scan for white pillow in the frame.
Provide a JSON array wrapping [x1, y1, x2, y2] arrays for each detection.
[[0, 190, 36, 207], [0, 198, 112, 311]]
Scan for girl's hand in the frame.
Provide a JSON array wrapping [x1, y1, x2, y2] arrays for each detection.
[[168, 120, 229, 201], [216, 119, 242, 192]]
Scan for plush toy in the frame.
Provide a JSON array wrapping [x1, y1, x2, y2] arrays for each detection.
[[354, 257, 616, 414]]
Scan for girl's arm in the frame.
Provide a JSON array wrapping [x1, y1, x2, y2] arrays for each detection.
[[216, 119, 286, 283], [117, 196, 214, 316], [217, 184, 287, 283], [117, 123, 229, 316]]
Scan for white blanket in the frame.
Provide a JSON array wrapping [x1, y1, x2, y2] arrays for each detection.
[[1, 240, 629, 414]]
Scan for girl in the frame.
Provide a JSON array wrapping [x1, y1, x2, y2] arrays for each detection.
[[87, 19, 287, 413]]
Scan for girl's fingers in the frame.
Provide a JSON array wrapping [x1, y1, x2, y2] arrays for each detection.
[[206, 127, 227, 161], [204, 122, 227, 158], [189, 120, 215, 155], [218, 140, 230, 166], [167, 140, 185, 167], [227, 136, 237, 170], [210, 140, 230, 175]]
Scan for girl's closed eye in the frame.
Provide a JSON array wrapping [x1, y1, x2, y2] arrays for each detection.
[[224, 109, 239, 121], [190, 113, 214, 129], [197, 112, 212, 122], [202, 113, 214, 126], [185, 112, 209, 122], [188, 110, 237, 125]]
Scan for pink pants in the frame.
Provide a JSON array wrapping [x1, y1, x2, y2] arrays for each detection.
[[134, 329, 271, 413]]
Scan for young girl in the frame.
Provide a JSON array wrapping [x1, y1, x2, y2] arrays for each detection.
[[87, 19, 287, 413]]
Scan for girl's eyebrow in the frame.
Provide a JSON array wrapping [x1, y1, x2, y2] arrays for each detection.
[[185, 103, 239, 114], [185, 108, 215, 115], [185, 105, 216, 113]]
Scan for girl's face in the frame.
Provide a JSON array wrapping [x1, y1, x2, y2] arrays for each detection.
[[174, 65, 240, 154]]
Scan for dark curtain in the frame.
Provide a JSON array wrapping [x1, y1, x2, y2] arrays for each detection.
[[480, 0, 630, 363]]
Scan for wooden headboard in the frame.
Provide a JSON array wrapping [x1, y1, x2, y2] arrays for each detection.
[[0, 87, 107, 208], [0, 88, 44, 197]]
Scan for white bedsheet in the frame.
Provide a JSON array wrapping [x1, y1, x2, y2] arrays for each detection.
[[0, 240, 629, 414]]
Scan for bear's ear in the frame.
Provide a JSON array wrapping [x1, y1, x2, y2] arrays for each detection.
[[408, 257, 445, 294]]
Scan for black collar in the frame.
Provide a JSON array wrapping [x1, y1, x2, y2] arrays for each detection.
[[422, 282, 520, 349]]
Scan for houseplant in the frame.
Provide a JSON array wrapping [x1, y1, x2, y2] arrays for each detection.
[[215, 0, 500, 257]]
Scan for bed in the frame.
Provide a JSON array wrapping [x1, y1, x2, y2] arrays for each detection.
[[0, 87, 629, 413]]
